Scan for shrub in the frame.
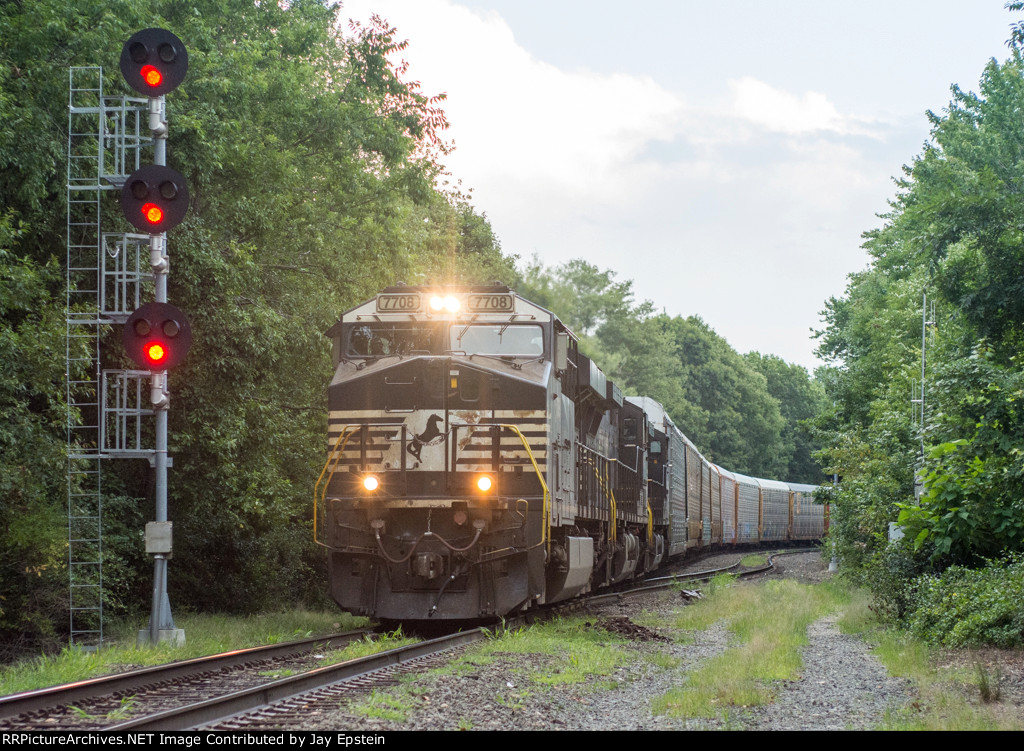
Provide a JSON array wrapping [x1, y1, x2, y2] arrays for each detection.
[[907, 552, 1024, 647], [864, 541, 927, 622]]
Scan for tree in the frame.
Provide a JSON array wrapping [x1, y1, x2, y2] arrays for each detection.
[[812, 25, 1024, 589], [516, 259, 801, 478], [746, 353, 827, 483], [0, 0, 513, 638]]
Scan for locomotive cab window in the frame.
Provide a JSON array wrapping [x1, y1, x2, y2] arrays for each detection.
[[347, 324, 442, 357], [621, 417, 638, 444], [450, 324, 543, 356]]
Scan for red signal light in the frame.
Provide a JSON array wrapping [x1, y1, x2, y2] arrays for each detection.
[[120, 165, 189, 233], [121, 29, 188, 96], [123, 303, 192, 371], [141, 202, 164, 225], [145, 342, 168, 365], [141, 64, 163, 87]]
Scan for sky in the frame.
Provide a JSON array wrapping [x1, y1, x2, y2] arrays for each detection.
[[340, 0, 1018, 371]]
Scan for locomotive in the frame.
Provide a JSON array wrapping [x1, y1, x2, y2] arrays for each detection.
[[315, 284, 825, 620]]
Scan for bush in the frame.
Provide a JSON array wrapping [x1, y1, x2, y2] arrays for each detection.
[[907, 552, 1024, 648], [865, 541, 927, 623]]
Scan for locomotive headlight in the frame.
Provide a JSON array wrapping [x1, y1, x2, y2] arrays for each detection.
[[429, 294, 461, 313], [476, 474, 493, 492], [362, 475, 380, 492]]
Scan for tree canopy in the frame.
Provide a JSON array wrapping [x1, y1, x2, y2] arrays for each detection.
[[516, 258, 824, 481], [0, 0, 514, 650], [813, 33, 1024, 613]]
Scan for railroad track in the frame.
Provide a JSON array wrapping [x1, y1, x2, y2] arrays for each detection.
[[0, 630, 372, 730], [2, 551, 800, 731]]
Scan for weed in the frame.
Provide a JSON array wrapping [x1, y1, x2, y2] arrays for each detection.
[[351, 688, 413, 722], [496, 688, 529, 709], [317, 627, 419, 666], [257, 668, 295, 679], [69, 705, 97, 721], [705, 572, 737, 597], [976, 663, 1002, 703], [105, 696, 137, 720]]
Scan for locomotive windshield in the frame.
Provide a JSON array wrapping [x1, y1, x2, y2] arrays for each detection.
[[346, 323, 442, 357], [345, 322, 544, 358], [450, 324, 543, 356]]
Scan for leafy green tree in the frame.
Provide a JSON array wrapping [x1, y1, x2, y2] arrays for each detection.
[[0, 0, 512, 637], [746, 352, 827, 483], [0, 219, 75, 650], [516, 259, 802, 478], [813, 12, 1024, 604], [898, 346, 1024, 563]]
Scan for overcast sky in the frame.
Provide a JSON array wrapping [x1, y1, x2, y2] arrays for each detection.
[[340, 0, 1018, 371]]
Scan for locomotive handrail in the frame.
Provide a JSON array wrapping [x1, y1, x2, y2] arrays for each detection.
[[313, 425, 358, 547], [604, 463, 617, 543], [492, 423, 550, 556], [646, 501, 653, 545]]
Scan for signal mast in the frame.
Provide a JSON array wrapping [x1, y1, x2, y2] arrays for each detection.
[[119, 28, 192, 646]]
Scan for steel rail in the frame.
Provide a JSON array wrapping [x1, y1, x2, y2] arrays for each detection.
[[106, 627, 490, 731], [0, 629, 370, 721], [584, 551, 802, 607]]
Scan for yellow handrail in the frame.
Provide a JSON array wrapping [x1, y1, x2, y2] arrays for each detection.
[[646, 501, 653, 545], [494, 423, 550, 556], [313, 425, 357, 547], [603, 463, 617, 542]]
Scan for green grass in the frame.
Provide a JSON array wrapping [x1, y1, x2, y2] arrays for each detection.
[[348, 688, 417, 722], [472, 617, 628, 686], [740, 554, 767, 567], [315, 628, 419, 666], [651, 576, 1022, 729], [0, 610, 368, 696], [333, 615, 633, 727], [652, 578, 846, 719], [820, 584, 1022, 729], [840, 622, 1024, 731]]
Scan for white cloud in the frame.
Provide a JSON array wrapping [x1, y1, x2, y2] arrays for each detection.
[[728, 76, 882, 138], [342, 0, 685, 198], [338, 1, 900, 369]]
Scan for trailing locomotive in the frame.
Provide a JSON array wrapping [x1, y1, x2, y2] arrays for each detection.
[[315, 284, 825, 620]]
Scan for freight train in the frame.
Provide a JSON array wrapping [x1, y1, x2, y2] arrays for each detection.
[[314, 284, 826, 620]]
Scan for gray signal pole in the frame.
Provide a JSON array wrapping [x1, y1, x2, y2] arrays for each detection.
[[140, 92, 183, 647]]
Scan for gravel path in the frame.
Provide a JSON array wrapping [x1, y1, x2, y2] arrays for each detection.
[[744, 614, 910, 730], [298, 550, 922, 731]]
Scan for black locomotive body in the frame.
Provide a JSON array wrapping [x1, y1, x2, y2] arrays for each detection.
[[317, 285, 825, 621]]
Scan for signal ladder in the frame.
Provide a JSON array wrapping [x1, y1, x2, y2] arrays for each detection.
[[65, 67, 158, 647]]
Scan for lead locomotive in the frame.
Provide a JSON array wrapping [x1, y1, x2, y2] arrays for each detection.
[[316, 284, 823, 620]]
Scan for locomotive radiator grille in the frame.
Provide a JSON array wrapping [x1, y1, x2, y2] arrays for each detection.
[[326, 409, 548, 474]]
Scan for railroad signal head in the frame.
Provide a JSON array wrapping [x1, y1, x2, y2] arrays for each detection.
[[120, 28, 189, 96], [120, 164, 189, 233], [123, 302, 192, 370]]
